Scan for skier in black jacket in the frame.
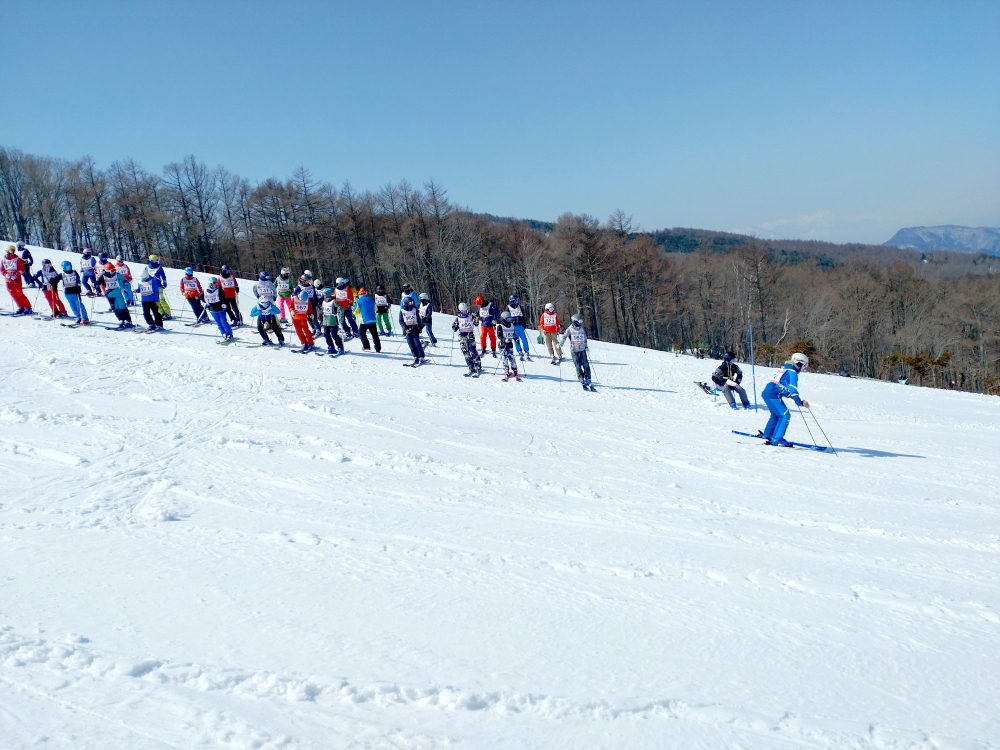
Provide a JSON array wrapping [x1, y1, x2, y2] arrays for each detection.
[[712, 352, 751, 409]]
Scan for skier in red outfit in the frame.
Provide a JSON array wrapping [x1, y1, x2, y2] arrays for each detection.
[[2, 244, 33, 314]]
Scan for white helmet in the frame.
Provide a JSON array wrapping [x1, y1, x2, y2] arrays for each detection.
[[335, 277, 344, 285], [545, 302, 555, 312], [280, 267, 290, 275], [791, 352, 809, 370], [303, 269, 313, 278], [313, 279, 323, 289], [458, 302, 469, 312]]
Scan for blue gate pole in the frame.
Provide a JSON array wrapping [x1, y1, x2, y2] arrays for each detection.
[[749, 324, 758, 411]]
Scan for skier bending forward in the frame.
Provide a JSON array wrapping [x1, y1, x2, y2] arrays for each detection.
[[760, 352, 810, 447]]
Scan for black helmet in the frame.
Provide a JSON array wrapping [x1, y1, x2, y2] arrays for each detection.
[[723, 352, 736, 362]]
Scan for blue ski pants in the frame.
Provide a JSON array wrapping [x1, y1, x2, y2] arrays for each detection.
[[422, 319, 437, 344], [762, 396, 791, 442], [512, 325, 530, 353], [211, 309, 233, 337], [405, 330, 425, 360], [81, 271, 97, 294], [66, 293, 89, 322]]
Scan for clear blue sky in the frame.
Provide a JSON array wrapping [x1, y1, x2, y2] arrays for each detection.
[[3, 0, 998, 243]]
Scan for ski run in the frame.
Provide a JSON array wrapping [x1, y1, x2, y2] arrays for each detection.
[[2, 244, 999, 749]]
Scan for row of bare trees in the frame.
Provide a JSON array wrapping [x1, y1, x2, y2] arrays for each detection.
[[2, 145, 998, 394]]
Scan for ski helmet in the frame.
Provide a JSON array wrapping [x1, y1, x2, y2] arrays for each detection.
[[570, 314, 582, 325], [419, 292, 429, 301], [115, 256, 122, 262], [723, 352, 736, 362], [358, 287, 366, 295], [42, 259, 51, 266], [148, 254, 158, 262], [336, 279, 347, 289], [259, 271, 270, 281], [221, 265, 230, 274], [303, 269, 313, 277], [99, 256, 108, 264], [82, 248, 92, 255], [402, 297, 415, 309], [545, 302, 555, 312], [104, 264, 115, 274], [323, 287, 333, 297], [16, 240, 25, 247], [313, 279, 323, 289], [184, 267, 194, 275], [61, 261, 72, 271], [458, 302, 469, 313], [402, 283, 412, 292], [343, 277, 349, 285], [376, 285, 385, 293], [791, 352, 809, 370], [500, 310, 511, 322], [299, 290, 310, 301], [335, 277, 344, 285], [209, 276, 219, 284], [475, 295, 484, 306], [280, 267, 290, 275], [141, 268, 150, 280], [509, 294, 520, 305]]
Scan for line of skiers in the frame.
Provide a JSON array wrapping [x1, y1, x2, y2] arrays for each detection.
[[710, 350, 812, 447]]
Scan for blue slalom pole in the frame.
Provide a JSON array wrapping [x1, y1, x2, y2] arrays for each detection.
[[749, 324, 758, 411]]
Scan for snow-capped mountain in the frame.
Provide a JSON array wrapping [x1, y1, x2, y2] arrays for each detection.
[[884, 225, 1000, 255]]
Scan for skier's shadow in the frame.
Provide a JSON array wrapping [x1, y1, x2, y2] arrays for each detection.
[[834, 446, 925, 458]]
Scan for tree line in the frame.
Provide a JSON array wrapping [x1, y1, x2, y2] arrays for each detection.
[[1, 145, 997, 394]]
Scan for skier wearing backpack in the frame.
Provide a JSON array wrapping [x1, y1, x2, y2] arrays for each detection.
[[320, 288, 346, 354], [539, 302, 563, 364], [560, 315, 594, 391], [2, 244, 33, 314], [33, 260, 68, 317], [60, 261, 89, 325], [418, 293, 437, 345], [506, 294, 531, 360], [219, 265, 243, 326], [452, 302, 482, 376], [136, 268, 166, 331], [275, 268, 294, 323], [476, 295, 498, 357], [353, 288, 381, 352], [252, 297, 285, 346], [399, 297, 426, 366], [712, 352, 751, 409], [760, 353, 811, 447], [374, 284, 393, 335], [497, 312, 521, 381]]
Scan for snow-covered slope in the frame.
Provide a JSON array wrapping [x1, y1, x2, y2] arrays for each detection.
[[2, 245, 999, 749]]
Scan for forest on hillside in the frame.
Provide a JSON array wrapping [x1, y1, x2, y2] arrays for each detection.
[[2, 146, 998, 394]]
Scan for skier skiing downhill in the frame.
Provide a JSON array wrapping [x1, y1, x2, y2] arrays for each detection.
[[252, 297, 285, 346], [334, 277, 359, 339], [452, 302, 482, 377], [33, 260, 68, 317], [136, 268, 166, 331], [179, 268, 206, 322], [146, 255, 172, 319], [80, 248, 98, 295], [560, 315, 595, 391], [506, 294, 531, 360], [374, 284, 393, 335], [275, 268, 294, 323], [353, 288, 381, 352], [760, 353, 811, 447], [114, 258, 134, 305], [204, 277, 235, 341], [101, 263, 134, 329], [253, 271, 276, 303], [712, 352, 751, 409], [539, 302, 563, 364], [476, 295, 499, 357], [3, 244, 33, 314], [399, 297, 427, 366], [60, 261, 89, 325], [497, 311, 522, 381], [320, 288, 346, 354], [219, 265, 243, 326], [291, 289, 316, 351], [418, 293, 437, 345]]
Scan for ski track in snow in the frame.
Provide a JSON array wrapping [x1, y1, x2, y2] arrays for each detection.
[[1, 246, 999, 749]]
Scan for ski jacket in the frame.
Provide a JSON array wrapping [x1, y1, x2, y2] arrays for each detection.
[[712, 362, 743, 386], [115, 262, 132, 281], [399, 306, 422, 333], [560, 324, 588, 352], [452, 313, 475, 336], [399, 290, 419, 309], [275, 275, 294, 297], [180, 275, 203, 298], [253, 280, 276, 300], [507, 304, 525, 327], [497, 323, 517, 349], [146, 262, 167, 286], [252, 299, 278, 319], [354, 293, 377, 323], [220, 272, 239, 298], [374, 292, 391, 313], [2, 254, 24, 282], [61, 270, 82, 294], [292, 297, 312, 317], [478, 302, 498, 327], [762, 363, 803, 406], [539, 310, 561, 333], [203, 285, 225, 311], [34, 264, 61, 289], [418, 300, 433, 322], [334, 284, 355, 309], [137, 276, 164, 302], [80, 254, 97, 274], [102, 272, 129, 302], [321, 298, 339, 326]]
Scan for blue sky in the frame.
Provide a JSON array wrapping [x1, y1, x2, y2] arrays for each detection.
[[3, 0, 998, 243]]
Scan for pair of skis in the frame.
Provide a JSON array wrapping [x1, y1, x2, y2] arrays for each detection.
[[731, 430, 828, 452]]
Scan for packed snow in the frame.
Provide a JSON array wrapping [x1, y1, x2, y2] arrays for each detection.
[[2, 245, 999, 749]]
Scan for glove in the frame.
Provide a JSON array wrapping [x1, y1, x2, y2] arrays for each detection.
[[801, 400, 810, 409], [726, 379, 739, 388]]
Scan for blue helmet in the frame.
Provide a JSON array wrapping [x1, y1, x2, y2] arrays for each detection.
[[259, 271, 270, 281], [61, 261, 72, 271], [299, 290, 310, 301], [509, 294, 520, 305], [402, 297, 415, 309], [184, 267, 194, 275]]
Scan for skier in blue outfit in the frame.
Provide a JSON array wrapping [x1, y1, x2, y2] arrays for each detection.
[[79, 248, 99, 295], [136, 268, 165, 330], [506, 294, 531, 360], [760, 353, 811, 447], [100, 263, 134, 329], [353, 288, 381, 352], [204, 277, 234, 340], [60, 261, 89, 324], [145, 255, 172, 319], [251, 297, 285, 346]]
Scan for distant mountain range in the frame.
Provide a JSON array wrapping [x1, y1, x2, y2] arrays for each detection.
[[884, 225, 1000, 256]]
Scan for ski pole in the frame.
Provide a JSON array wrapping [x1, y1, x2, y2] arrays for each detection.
[[391, 337, 406, 360], [808, 407, 839, 456], [796, 408, 820, 448]]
